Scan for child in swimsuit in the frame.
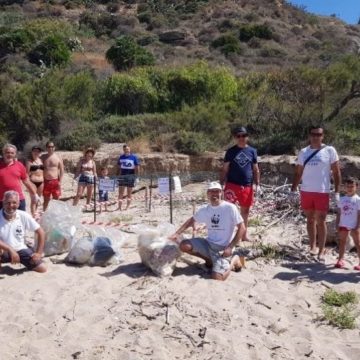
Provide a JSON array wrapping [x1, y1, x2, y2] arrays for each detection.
[[73, 148, 97, 206], [26, 145, 44, 217]]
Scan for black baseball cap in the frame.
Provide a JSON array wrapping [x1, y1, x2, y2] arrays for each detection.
[[232, 126, 248, 135]]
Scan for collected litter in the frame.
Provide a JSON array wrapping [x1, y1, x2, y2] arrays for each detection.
[[40, 200, 124, 266], [40, 200, 81, 256], [136, 223, 181, 277], [65, 226, 124, 266]]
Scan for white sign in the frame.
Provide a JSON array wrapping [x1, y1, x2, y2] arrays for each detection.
[[173, 176, 182, 193], [99, 178, 116, 192], [158, 177, 170, 194]]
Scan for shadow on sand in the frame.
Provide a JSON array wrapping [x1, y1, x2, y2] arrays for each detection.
[[0, 265, 27, 277], [274, 262, 360, 284]]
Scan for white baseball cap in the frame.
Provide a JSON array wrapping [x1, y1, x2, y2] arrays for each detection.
[[207, 182, 222, 191]]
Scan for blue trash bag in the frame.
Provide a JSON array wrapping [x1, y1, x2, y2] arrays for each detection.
[[89, 237, 116, 266]]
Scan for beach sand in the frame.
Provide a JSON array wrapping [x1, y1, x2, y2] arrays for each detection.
[[0, 178, 359, 360]]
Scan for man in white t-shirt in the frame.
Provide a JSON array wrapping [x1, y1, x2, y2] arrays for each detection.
[[169, 182, 245, 281], [0, 191, 46, 273], [291, 126, 341, 261]]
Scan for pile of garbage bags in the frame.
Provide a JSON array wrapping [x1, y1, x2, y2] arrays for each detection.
[[136, 223, 181, 277], [40, 201, 124, 266]]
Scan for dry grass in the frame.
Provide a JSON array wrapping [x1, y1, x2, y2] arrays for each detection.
[[128, 137, 152, 154]]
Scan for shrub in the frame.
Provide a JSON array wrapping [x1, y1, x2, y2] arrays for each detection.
[[55, 121, 100, 150], [27, 35, 71, 67], [211, 34, 243, 56], [79, 10, 121, 37], [101, 71, 158, 114], [138, 11, 152, 24], [106, 35, 155, 71], [239, 24, 273, 42], [174, 130, 210, 155], [259, 45, 287, 58], [0, 28, 34, 55]]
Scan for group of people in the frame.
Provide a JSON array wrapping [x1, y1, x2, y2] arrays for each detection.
[[171, 125, 360, 281], [0, 125, 359, 279], [72, 144, 140, 211]]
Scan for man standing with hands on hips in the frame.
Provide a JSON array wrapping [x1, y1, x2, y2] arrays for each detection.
[[290, 126, 341, 262], [220, 126, 260, 242]]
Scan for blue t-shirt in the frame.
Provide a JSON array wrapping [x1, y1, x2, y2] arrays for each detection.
[[224, 145, 257, 186], [117, 154, 139, 175]]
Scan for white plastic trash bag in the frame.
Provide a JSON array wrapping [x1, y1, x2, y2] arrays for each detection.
[[65, 225, 125, 266], [65, 236, 94, 265], [137, 223, 180, 277], [40, 200, 81, 256]]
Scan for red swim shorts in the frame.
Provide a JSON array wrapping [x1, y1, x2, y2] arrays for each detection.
[[300, 191, 329, 212], [43, 179, 61, 199], [338, 226, 351, 232], [224, 183, 253, 208]]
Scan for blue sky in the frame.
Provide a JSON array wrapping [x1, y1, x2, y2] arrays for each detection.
[[288, 0, 360, 24]]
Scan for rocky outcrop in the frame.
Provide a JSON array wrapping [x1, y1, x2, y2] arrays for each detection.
[[19, 144, 360, 181], [158, 30, 188, 44]]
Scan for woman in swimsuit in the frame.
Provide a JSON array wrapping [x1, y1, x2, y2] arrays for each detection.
[[73, 148, 97, 206], [26, 145, 44, 217]]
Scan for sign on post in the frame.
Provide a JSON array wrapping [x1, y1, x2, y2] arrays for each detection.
[[158, 177, 170, 194], [99, 178, 116, 192]]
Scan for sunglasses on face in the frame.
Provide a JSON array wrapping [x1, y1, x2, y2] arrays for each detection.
[[310, 133, 323, 137], [235, 134, 248, 138]]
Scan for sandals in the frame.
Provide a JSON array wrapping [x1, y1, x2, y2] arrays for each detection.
[[335, 260, 345, 269]]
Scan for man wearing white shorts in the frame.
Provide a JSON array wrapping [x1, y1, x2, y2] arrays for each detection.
[[291, 126, 341, 261], [170, 182, 245, 281]]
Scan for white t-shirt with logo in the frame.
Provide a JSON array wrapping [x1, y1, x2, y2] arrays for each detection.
[[194, 201, 243, 246], [0, 210, 40, 251], [297, 145, 339, 193], [338, 194, 360, 229]]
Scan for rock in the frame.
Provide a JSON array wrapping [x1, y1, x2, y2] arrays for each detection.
[[159, 31, 187, 44]]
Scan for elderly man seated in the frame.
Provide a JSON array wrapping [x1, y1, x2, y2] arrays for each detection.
[[0, 190, 46, 273], [170, 182, 245, 281]]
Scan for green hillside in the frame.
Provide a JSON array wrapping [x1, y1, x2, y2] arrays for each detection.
[[1, 0, 360, 154]]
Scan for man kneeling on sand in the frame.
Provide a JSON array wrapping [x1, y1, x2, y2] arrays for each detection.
[[0, 191, 46, 273], [169, 182, 245, 281]]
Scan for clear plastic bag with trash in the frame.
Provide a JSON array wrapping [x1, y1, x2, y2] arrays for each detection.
[[136, 223, 181, 277], [65, 225, 125, 266], [40, 200, 82, 256]]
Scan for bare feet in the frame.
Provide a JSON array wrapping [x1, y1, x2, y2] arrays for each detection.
[[231, 255, 242, 272]]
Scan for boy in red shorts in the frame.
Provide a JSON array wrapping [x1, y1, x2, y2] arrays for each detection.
[[335, 177, 360, 270], [220, 126, 260, 242]]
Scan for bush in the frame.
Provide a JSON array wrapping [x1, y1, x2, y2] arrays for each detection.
[[174, 130, 210, 155], [239, 24, 273, 42], [0, 28, 34, 56], [259, 45, 287, 58], [106, 35, 155, 71], [138, 11, 152, 24], [211, 34, 243, 56], [79, 10, 121, 37], [27, 35, 71, 67], [101, 71, 158, 114], [55, 121, 100, 150]]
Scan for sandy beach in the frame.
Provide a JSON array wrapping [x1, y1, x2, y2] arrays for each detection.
[[0, 178, 359, 360]]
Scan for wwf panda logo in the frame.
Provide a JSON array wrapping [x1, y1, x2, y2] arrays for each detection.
[[15, 225, 23, 239], [211, 214, 220, 227]]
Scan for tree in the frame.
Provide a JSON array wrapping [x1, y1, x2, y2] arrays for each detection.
[[27, 35, 71, 67], [106, 35, 155, 71]]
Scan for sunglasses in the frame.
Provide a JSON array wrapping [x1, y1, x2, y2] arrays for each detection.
[[236, 134, 248, 138], [47, 145, 55, 148], [310, 133, 323, 137]]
